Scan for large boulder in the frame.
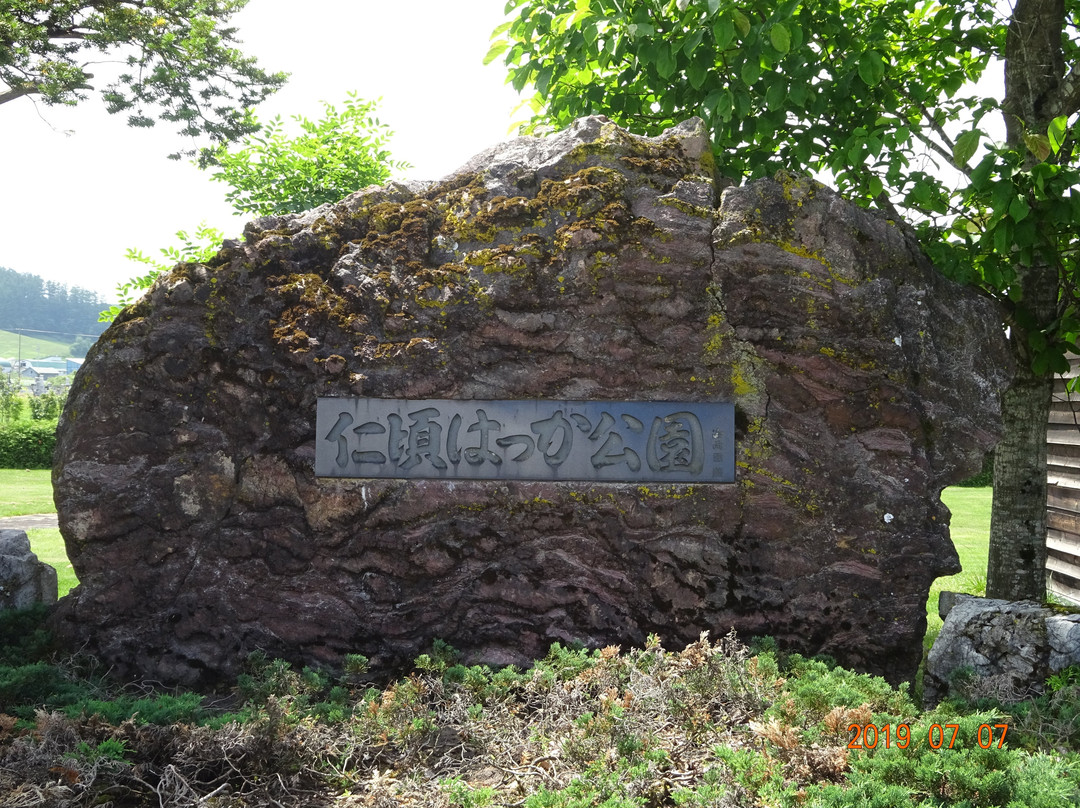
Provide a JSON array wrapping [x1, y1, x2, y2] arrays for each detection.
[[51, 116, 1012, 687], [0, 529, 58, 610]]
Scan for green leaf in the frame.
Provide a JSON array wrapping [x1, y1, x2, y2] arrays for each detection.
[[911, 181, 932, 204], [712, 88, 734, 121], [1048, 115, 1069, 154], [1023, 132, 1052, 162], [741, 59, 762, 86], [656, 44, 677, 79], [857, 51, 886, 87], [868, 176, 884, 198], [713, 17, 735, 50], [707, 0, 722, 13], [769, 23, 791, 54], [639, 41, 659, 68], [993, 220, 1012, 253], [969, 154, 995, 191], [536, 64, 554, 95], [570, 6, 594, 27], [683, 29, 704, 56], [483, 40, 509, 66], [1009, 195, 1030, 223], [688, 60, 709, 90], [990, 180, 1014, 215], [732, 9, 751, 37], [952, 130, 981, 168], [765, 80, 786, 111], [1050, 351, 1072, 375]]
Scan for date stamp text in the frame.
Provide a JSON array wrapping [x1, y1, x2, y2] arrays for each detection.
[[847, 723, 1009, 750]]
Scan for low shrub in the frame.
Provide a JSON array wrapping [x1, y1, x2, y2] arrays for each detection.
[[0, 603, 53, 665], [0, 420, 56, 468], [808, 711, 1079, 807], [0, 628, 1077, 807], [0, 661, 96, 721]]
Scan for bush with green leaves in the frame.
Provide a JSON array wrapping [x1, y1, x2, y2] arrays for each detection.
[[207, 92, 409, 217], [27, 392, 62, 421], [0, 605, 54, 666], [0, 420, 56, 467], [0, 661, 97, 721], [0, 375, 22, 423]]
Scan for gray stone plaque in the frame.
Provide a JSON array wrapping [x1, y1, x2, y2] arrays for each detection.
[[315, 398, 735, 483]]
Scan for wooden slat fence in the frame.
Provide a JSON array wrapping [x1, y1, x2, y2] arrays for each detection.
[[1048, 353, 1080, 604]]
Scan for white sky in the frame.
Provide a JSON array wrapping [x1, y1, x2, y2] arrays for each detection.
[[0, 0, 523, 303]]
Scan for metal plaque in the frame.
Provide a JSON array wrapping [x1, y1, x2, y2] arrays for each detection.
[[316, 398, 735, 483]]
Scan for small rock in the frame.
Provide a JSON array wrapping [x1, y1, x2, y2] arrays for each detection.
[[925, 595, 1080, 706], [0, 529, 58, 611]]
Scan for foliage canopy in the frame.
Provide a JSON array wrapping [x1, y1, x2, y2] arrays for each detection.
[[0, 0, 286, 160]]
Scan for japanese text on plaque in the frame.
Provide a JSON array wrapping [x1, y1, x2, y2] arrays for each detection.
[[315, 399, 735, 483]]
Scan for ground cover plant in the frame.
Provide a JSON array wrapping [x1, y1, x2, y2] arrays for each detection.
[[0, 621, 1077, 808]]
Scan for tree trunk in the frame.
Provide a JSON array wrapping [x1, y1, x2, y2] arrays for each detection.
[[986, 257, 1058, 601], [986, 364, 1053, 600], [985, 0, 1066, 601]]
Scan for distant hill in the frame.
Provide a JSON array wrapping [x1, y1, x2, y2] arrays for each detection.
[[0, 266, 108, 357], [0, 329, 74, 361]]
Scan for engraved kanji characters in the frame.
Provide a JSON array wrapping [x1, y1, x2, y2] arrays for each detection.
[[646, 411, 704, 474], [586, 411, 642, 472], [388, 407, 447, 470], [320, 402, 718, 479]]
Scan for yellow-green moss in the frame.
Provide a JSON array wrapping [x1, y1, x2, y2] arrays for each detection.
[[635, 485, 702, 501], [730, 366, 754, 397]]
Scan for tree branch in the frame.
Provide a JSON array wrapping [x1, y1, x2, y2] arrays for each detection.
[[0, 84, 41, 105]]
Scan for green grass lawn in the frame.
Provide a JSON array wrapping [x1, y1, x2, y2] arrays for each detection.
[[0, 469, 75, 595], [926, 486, 992, 647], [0, 468, 55, 516], [25, 527, 78, 596]]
